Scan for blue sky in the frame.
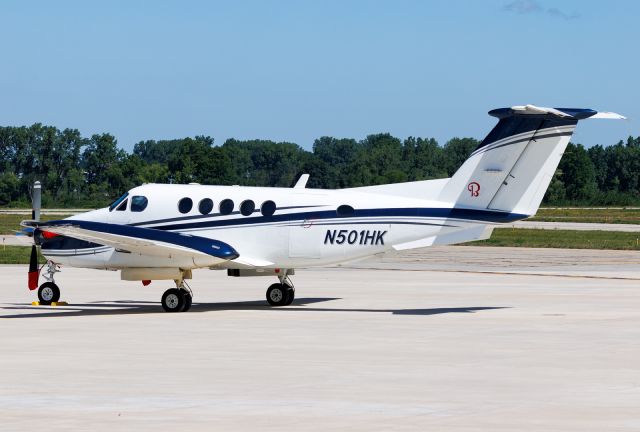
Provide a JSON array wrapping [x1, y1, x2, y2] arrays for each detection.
[[1, 0, 637, 151]]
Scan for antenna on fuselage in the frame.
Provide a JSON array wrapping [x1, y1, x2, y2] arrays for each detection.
[[293, 174, 310, 189]]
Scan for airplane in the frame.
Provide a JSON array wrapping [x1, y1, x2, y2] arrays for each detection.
[[20, 104, 625, 312]]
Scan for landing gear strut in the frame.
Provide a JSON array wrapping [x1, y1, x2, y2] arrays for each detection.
[[38, 261, 61, 305], [266, 270, 294, 307], [161, 277, 193, 313]]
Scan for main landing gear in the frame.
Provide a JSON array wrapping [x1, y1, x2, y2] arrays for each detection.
[[266, 271, 294, 307], [161, 278, 193, 313], [37, 261, 61, 305]]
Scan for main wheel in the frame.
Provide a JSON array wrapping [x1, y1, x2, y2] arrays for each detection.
[[266, 283, 290, 307], [161, 288, 185, 312], [283, 285, 295, 306], [38, 282, 60, 305], [182, 291, 192, 312]]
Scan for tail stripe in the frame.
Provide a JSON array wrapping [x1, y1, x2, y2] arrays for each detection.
[[472, 130, 574, 156]]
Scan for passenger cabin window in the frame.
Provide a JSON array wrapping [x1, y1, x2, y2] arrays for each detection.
[[178, 197, 193, 214], [219, 199, 234, 215], [261, 200, 276, 217], [199, 198, 213, 215], [131, 196, 148, 212], [108, 192, 129, 212], [336, 205, 355, 217], [240, 200, 255, 216], [116, 198, 128, 211]]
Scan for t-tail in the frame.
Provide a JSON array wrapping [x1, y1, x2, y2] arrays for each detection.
[[439, 105, 625, 216]]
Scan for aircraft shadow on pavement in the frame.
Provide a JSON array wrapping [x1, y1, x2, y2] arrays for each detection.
[[0, 298, 509, 319]]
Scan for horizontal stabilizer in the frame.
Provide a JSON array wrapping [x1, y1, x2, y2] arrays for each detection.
[[392, 225, 493, 251]]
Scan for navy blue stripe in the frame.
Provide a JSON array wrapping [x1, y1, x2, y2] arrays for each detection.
[[130, 205, 323, 227], [304, 221, 459, 228], [477, 118, 577, 151], [143, 208, 527, 231], [36, 220, 240, 260], [473, 131, 574, 156]]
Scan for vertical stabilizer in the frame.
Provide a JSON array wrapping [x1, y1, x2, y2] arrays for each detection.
[[439, 105, 624, 216]]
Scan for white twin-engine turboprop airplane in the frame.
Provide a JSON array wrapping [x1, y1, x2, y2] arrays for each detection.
[[22, 105, 624, 312]]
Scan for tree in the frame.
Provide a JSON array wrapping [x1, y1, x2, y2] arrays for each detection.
[[443, 138, 478, 176], [559, 143, 598, 201]]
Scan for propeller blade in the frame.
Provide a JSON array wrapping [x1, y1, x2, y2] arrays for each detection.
[[14, 227, 35, 237], [28, 245, 39, 290], [32, 181, 41, 222]]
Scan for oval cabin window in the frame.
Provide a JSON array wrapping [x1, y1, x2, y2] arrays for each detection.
[[240, 200, 255, 216], [198, 198, 213, 215], [261, 200, 276, 217], [178, 197, 193, 214], [219, 199, 234, 215]]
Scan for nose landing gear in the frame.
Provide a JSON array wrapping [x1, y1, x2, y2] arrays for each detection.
[[37, 261, 62, 305]]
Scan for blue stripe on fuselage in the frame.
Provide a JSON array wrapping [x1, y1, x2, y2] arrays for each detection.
[[138, 207, 528, 231]]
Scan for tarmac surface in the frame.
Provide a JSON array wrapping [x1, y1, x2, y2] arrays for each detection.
[[1, 246, 639, 431]]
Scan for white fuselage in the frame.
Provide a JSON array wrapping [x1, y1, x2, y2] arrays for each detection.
[[41, 182, 506, 270]]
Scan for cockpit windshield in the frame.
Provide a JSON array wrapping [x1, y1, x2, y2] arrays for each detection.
[[108, 192, 129, 212]]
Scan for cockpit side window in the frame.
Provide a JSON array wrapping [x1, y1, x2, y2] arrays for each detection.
[[116, 198, 128, 211], [131, 196, 148, 212], [108, 192, 129, 212]]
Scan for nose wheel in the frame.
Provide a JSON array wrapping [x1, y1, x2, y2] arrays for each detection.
[[38, 282, 60, 305], [35, 260, 62, 305]]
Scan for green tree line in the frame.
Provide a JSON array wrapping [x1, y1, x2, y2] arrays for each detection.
[[1, 123, 639, 207]]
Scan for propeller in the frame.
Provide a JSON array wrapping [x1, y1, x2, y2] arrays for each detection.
[[26, 181, 41, 290]]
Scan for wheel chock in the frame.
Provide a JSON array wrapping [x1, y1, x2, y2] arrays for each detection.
[[31, 301, 69, 306]]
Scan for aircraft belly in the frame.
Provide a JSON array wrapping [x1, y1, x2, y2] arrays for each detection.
[[103, 251, 200, 269]]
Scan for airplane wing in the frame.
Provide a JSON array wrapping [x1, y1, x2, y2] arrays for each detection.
[[22, 219, 239, 265]]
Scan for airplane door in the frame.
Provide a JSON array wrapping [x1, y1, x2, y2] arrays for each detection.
[[289, 224, 322, 258]]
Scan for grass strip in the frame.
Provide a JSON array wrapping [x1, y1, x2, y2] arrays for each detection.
[[0, 246, 47, 265], [0, 214, 74, 234], [531, 208, 640, 224], [468, 228, 640, 250]]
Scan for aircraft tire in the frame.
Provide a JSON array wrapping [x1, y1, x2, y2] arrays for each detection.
[[266, 283, 289, 306], [283, 286, 295, 306], [38, 282, 60, 305], [162, 288, 185, 312], [181, 291, 192, 312]]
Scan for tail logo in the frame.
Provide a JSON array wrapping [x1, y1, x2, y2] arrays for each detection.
[[467, 182, 480, 197]]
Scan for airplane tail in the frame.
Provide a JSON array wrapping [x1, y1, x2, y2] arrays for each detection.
[[438, 105, 625, 216]]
